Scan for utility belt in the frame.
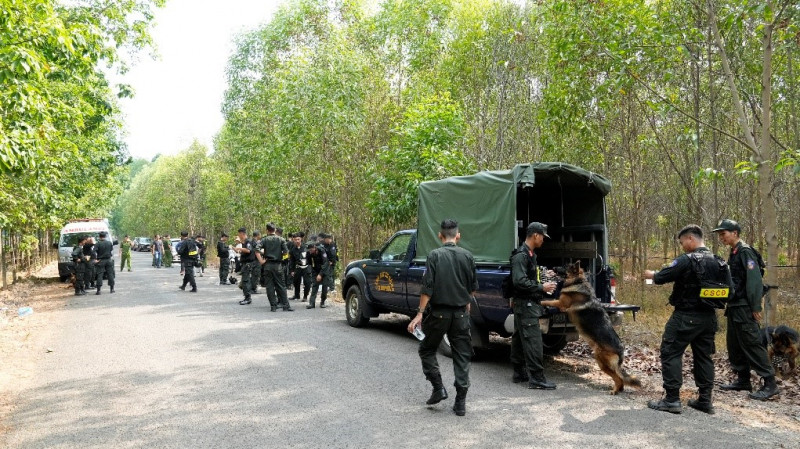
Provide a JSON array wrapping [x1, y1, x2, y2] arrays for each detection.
[[265, 259, 281, 264], [295, 264, 309, 270], [429, 304, 467, 312]]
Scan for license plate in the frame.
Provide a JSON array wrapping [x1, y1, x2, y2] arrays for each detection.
[[700, 288, 729, 298], [551, 313, 566, 324]]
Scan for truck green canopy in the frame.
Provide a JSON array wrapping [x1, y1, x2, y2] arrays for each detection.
[[416, 162, 612, 263]]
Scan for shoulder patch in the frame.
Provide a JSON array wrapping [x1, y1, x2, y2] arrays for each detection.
[[669, 259, 678, 267], [747, 259, 756, 270]]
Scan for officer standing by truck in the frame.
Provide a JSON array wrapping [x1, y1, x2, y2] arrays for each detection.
[[712, 219, 779, 401], [407, 219, 477, 417], [509, 222, 558, 390], [93, 231, 115, 295], [235, 228, 255, 305], [83, 237, 97, 289], [644, 224, 733, 414], [217, 233, 230, 285], [72, 236, 88, 295], [262, 223, 293, 312]]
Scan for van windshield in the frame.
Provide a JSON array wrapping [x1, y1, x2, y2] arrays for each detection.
[[59, 233, 99, 247]]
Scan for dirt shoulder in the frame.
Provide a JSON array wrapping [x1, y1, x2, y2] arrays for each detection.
[[0, 262, 69, 444]]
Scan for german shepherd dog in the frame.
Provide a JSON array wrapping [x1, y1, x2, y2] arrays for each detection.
[[762, 325, 799, 375], [541, 261, 641, 394]]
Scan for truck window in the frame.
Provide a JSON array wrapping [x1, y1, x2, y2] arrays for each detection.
[[381, 234, 412, 262]]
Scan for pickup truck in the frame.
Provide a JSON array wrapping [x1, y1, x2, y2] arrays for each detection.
[[341, 163, 640, 355]]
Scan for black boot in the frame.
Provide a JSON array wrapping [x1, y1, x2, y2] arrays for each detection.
[[452, 386, 467, 416], [95, 287, 101, 295], [688, 388, 715, 414], [528, 372, 556, 390], [719, 371, 752, 392], [647, 389, 682, 414], [75, 289, 85, 296], [320, 300, 326, 308], [110, 286, 115, 293], [512, 364, 529, 383], [426, 373, 448, 405], [748, 375, 779, 401]]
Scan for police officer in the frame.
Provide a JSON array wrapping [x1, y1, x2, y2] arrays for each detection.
[[162, 235, 173, 268], [276, 227, 290, 288], [251, 230, 263, 294], [644, 224, 733, 414], [94, 231, 115, 295], [407, 219, 477, 416], [306, 242, 331, 309], [217, 233, 231, 285], [321, 232, 338, 292], [119, 235, 133, 272], [177, 231, 198, 292], [289, 233, 312, 301], [509, 222, 558, 390], [234, 228, 255, 305], [713, 219, 778, 400], [83, 237, 97, 289], [195, 235, 206, 277], [72, 236, 88, 295], [262, 223, 293, 312]]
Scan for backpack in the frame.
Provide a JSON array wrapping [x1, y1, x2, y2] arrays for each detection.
[[741, 244, 770, 297], [689, 252, 732, 309], [181, 239, 198, 259]]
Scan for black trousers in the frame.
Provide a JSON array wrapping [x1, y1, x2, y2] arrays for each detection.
[[661, 309, 718, 392], [510, 300, 545, 376], [181, 259, 197, 290], [292, 267, 311, 299], [95, 258, 115, 288], [219, 257, 230, 283], [419, 307, 472, 388], [74, 261, 86, 291], [725, 306, 774, 377]]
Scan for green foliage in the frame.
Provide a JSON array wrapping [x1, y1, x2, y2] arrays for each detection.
[[368, 93, 475, 226]]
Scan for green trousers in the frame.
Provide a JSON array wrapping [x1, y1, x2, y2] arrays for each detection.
[[510, 300, 545, 376], [120, 253, 131, 271], [419, 307, 472, 389], [725, 306, 774, 377], [660, 309, 718, 391]]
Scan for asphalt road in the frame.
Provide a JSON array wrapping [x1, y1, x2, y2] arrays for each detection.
[[5, 252, 799, 448]]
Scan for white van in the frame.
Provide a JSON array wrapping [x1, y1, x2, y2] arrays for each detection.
[[55, 219, 117, 281]]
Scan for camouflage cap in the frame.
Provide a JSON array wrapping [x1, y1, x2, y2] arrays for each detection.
[[712, 219, 741, 233]]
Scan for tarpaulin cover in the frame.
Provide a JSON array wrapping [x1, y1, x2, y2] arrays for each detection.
[[416, 163, 610, 263]]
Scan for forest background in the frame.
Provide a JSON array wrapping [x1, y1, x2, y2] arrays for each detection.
[[2, 0, 800, 318]]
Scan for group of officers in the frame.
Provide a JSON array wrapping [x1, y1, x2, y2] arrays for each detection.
[[408, 218, 777, 417], [210, 224, 338, 312], [70, 231, 116, 295]]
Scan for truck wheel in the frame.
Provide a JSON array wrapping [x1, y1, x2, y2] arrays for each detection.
[[542, 335, 568, 355], [438, 334, 453, 358], [59, 274, 69, 282], [345, 285, 369, 328]]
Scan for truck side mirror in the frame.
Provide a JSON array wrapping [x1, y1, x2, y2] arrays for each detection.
[[369, 249, 380, 260]]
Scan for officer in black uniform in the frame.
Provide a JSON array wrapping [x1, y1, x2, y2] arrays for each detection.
[[83, 237, 97, 289], [321, 232, 338, 292], [262, 223, 293, 312], [407, 219, 478, 416], [276, 227, 290, 288], [289, 233, 312, 301], [306, 242, 331, 309], [234, 227, 254, 305], [713, 219, 778, 400], [217, 233, 230, 285], [93, 231, 115, 295], [177, 231, 198, 292], [251, 230, 263, 294], [72, 236, 88, 296], [509, 222, 558, 390], [644, 224, 733, 414]]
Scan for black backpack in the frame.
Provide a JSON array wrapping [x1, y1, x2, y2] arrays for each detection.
[[181, 239, 198, 259], [689, 252, 732, 309]]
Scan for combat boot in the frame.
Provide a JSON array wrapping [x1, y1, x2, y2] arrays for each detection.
[[719, 371, 752, 392], [110, 286, 115, 293], [647, 389, 682, 414], [512, 364, 529, 383], [426, 373, 448, 405], [75, 289, 85, 296], [95, 287, 101, 295], [452, 386, 468, 416], [320, 300, 326, 308], [528, 372, 556, 390], [748, 375, 779, 401], [688, 388, 715, 414]]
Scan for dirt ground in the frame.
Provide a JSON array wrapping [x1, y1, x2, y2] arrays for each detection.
[[1, 262, 799, 441]]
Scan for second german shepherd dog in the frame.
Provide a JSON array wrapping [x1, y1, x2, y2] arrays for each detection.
[[541, 261, 641, 394]]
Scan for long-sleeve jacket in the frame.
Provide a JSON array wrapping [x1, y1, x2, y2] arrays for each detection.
[[511, 243, 544, 300]]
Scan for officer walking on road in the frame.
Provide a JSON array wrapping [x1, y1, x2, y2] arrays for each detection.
[[72, 236, 88, 295], [262, 223, 293, 312], [407, 219, 478, 416], [306, 242, 331, 309], [94, 231, 115, 295], [217, 233, 231, 285], [644, 224, 733, 414], [713, 219, 779, 400], [119, 235, 133, 272], [234, 228, 255, 305], [177, 231, 198, 292], [509, 222, 558, 390]]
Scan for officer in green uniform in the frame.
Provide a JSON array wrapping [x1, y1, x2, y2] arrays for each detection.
[[262, 223, 293, 312], [235, 228, 255, 305], [217, 233, 230, 285], [162, 235, 173, 268], [644, 224, 733, 414], [250, 230, 263, 294], [509, 222, 558, 390], [407, 219, 477, 417], [713, 219, 778, 400], [94, 231, 115, 295], [119, 235, 133, 272], [72, 236, 88, 295]]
